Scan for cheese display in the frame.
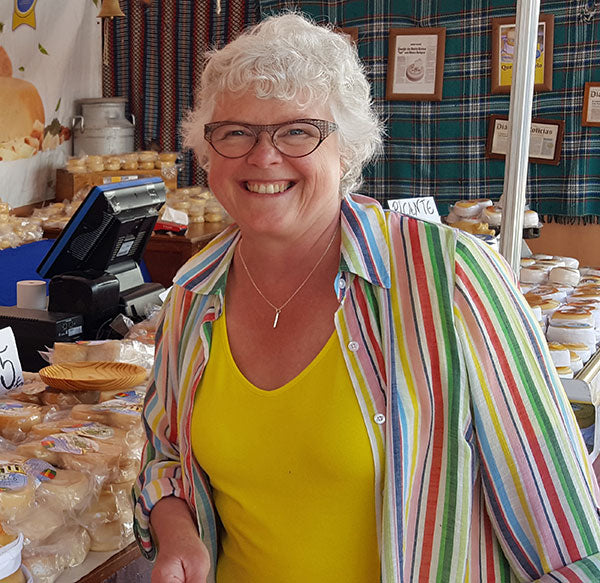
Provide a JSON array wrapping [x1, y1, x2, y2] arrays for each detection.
[[445, 197, 540, 239], [0, 341, 149, 582], [521, 256, 600, 380]]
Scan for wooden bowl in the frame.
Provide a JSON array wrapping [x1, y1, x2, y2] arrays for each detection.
[[39, 362, 147, 392]]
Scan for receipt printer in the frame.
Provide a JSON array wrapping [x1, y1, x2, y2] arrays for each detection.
[[0, 306, 84, 372]]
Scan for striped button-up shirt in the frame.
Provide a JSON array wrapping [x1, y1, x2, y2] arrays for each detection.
[[134, 194, 600, 582]]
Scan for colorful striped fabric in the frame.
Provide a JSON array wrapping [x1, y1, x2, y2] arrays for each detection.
[[133, 194, 600, 582]]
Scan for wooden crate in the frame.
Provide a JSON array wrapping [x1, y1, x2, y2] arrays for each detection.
[[55, 168, 176, 201]]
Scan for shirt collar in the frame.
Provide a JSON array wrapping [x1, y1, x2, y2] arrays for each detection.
[[174, 194, 391, 296]]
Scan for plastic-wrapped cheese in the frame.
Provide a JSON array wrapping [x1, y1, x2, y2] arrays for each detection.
[[0, 401, 43, 442], [4, 503, 64, 546], [29, 462, 91, 514], [40, 432, 122, 481], [21, 526, 90, 574], [71, 398, 143, 430], [39, 388, 100, 408], [80, 481, 134, 527], [86, 518, 134, 552], [0, 462, 35, 522]]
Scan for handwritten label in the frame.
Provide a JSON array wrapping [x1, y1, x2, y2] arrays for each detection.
[[0, 327, 23, 395], [387, 197, 441, 223]]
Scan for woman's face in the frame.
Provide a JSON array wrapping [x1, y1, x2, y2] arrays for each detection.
[[204, 91, 342, 241]]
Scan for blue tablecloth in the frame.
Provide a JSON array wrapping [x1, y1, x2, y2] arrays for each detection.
[[0, 239, 151, 307], [0, 240, 53, 307]]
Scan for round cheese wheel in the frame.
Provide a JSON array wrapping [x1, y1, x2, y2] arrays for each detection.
[[86, 519, 134, 552], [0, 462, 35, 522], [0, 77, 44, 144], [520, 266, 548, 285], [0, 401, 43, 442], [548, 266, 580, 287], [71, 400, 142, 431], [5, 503, 64, 546], [36, 468, 90, 514], [547, 342, 571, 367], [546, 323, 596, 350], [550, 307, 594, 327], [453, 200, 482, 218]]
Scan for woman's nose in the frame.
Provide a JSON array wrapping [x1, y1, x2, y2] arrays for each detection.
[[246, 132, 283, 166]]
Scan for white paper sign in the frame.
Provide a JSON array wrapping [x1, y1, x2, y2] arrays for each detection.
[[0, 327, 24, 395], [388, 197, 441, 223]]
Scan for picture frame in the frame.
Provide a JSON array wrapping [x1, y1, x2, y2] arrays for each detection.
[[491, 14, 554, 94], [338, 26, 359, 44], [485, 115, 564, 165], [582, 82, 600, 127], [385, 27, 446, 101]]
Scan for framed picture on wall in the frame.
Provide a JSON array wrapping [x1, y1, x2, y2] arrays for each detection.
[[490, 14, 554, 94], [385, 27, 446, 101], [337, 26, 359, 44], [582, 82, 600, 127], [485, 114, 564, 165]]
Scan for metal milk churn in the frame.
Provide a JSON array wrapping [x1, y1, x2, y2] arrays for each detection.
[[72, 97, 135, 156]]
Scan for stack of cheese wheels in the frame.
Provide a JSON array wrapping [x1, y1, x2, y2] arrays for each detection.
[[21, 526, 90, 583], [78, 481, 134, 551], [523, 255, 600, 376]]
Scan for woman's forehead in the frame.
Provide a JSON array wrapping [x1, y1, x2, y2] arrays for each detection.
[[211, 90, 331, 123]]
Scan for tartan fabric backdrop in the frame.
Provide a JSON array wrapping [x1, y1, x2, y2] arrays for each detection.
[[103, 0, 600, 220]]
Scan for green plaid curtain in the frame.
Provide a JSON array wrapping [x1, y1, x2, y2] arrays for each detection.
[[259, 0, 600, 220]]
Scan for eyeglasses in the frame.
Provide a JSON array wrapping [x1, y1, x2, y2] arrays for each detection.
[[204, 118, 338, 159]]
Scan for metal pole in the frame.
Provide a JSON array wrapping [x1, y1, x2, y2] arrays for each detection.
[[498, 0, 540, 271]]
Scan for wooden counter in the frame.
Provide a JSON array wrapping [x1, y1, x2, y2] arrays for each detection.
[[55, 542, 148, 583], [144, 220, 232, 286]]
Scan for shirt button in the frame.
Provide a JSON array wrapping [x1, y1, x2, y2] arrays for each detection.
[[374, 413, 386, 424], [348, 341, 359, 352], [339, 279, 346, 289]]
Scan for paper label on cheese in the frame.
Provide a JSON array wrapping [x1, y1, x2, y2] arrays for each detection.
[[93, 400, 142, 416], [0, 463, 28, 491], [0, 401, 26, 415], [113, 390, 145, 405], [24, 458, 57, 482], [41, 433, 99, 454], [60, 422, 115, 440]]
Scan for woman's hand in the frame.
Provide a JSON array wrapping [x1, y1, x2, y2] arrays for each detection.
[[151, 535, 211, 583], [150, 496, 211, 583]]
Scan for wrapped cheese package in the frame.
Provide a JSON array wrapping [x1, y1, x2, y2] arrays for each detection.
[[0, 461, 35, 523], [0, 401, 43, 443]]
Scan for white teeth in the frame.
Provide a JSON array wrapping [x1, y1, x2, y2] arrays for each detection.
[[246, 182, 290, 194]]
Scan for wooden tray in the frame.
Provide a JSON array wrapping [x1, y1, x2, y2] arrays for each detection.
[[39, 362, 147, 391]]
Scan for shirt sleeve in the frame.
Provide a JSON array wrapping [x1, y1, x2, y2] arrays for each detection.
[[453, 232, 600, 581], [132, 286, 189, 561]]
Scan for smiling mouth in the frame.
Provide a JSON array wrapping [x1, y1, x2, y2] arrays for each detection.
[[245, 181, 293, 194]]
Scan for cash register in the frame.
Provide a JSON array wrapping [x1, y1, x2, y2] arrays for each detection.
[[37, 176, 166, 337]]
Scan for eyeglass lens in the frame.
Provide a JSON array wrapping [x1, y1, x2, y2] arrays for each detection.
[[209, 121, 324, 158]]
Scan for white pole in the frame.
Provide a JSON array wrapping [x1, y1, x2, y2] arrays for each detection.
[[498, 0, 540, 271]]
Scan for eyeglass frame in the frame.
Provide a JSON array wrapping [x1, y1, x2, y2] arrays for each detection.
[[203, 118, 339, 159]]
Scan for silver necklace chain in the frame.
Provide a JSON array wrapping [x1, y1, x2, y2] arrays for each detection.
[[238, 227, 338, 328]]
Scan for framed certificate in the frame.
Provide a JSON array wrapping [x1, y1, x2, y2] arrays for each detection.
[[486, 115, 564, 165], [386, 27, 446, 101], [582, 82, 600, 127], [491, 14, 554, 94]]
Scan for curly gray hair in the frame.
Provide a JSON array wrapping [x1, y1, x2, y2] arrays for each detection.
[[181, 12, 383, 197]]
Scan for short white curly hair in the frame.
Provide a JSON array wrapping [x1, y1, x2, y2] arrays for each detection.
[[181, 12, 383, 197]]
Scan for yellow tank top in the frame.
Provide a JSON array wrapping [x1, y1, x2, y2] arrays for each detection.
[[191, 309, 380, 583]]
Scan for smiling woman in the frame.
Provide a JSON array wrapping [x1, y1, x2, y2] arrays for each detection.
[[134, 12, 600, 583]]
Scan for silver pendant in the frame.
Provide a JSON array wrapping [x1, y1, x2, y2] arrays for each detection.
[[273, 309, 281, 328]]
